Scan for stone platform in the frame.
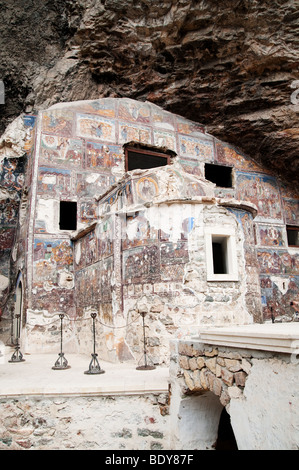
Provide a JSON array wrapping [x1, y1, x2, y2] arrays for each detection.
[[0, 348, 169, 398]]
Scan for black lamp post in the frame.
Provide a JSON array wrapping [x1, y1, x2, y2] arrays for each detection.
[[84, 312, 105, 375], [136, 312, 155, 371], [9, 314, 25, 363], [52, 314, 70, 370]]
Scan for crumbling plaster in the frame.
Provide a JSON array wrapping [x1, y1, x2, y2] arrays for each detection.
[[72, 161, 260, 363], [0, 97, 297, 362]]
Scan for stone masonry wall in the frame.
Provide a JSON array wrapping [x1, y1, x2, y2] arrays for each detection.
[[170, 339, 253, 406], [0, 392, 170, 450]]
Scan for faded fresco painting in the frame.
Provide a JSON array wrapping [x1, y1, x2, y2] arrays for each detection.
[[86, 142, 122, 170], [41, 134, 84, 167], [76, 113, 116, 142], [42, 110, 73, 137], [237, 173, 283, 221]]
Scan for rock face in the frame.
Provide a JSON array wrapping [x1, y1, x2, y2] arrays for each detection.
[[0, 0, 298, 184]]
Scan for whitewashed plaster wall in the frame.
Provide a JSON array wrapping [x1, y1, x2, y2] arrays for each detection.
[[229, 358, 299, 450]]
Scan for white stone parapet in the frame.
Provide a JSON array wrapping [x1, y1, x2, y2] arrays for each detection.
[[197, 323, 299, 355]]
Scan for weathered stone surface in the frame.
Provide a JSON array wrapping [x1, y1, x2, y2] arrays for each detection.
[[196, 357, 205, 370], [199, 368, 209, 391], [234, 371, 247, 387], [204, 348, 218, 358], [179, 355, 189, 370], [192, 369, 202, 389], [0, 0, 298, 185], [221, 368, 234, 387], [189, 357, 198, 371], [0, 394, 170, 450], [228, 385, 243, 400], [205, 357, 217, 374], [241, 358, 252, 374], [178, 342, 204, 357], [212, 377, 222, 397], [225, 359, 242, 372], [220, 389, 230, 407], [183, 370, 195, 391]]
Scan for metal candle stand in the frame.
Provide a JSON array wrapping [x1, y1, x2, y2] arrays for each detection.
[[9, 315, 25, 363], [136, 312, 156, 371], [52, 314, 71, 370], [84, 312, 105, 375]]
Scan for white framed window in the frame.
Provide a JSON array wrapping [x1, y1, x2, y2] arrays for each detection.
[[205, 227, 238, 281]]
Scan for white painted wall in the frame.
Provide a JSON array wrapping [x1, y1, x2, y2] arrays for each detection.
[[229, 358, 299, 450]]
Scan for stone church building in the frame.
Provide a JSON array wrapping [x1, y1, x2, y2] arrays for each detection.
[[4, 97, 297, 356], [0, 97, 298, 449]]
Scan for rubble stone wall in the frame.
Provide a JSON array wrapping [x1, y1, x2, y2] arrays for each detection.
[[0, 392, 170, 450]]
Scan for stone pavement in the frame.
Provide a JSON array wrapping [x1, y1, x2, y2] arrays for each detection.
[[0, 348, 169, 398]]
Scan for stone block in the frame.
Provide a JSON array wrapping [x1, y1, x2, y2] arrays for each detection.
[[178, 341, 204, 357], [179, 355, 189, 370], [241, 358, 252, 374], [199, 368, 209, 390], [204, 347, 218, 357], [234, 371, 247, 387], [217, 356, 225, 367], [206, 357, 217, 374], [196, 356, 205, 369], [189, 357, 198, 370], [216, 363, 222, 378], [192, 370, 202, 389], [220, 389, 230, 407], [224, 358, 242, 372], [213, 377, 222, 396], [219, 350, 242, 360], [221, 368, 234, 386], [206, 370, 215, 390], [183, 370, 195, 391]]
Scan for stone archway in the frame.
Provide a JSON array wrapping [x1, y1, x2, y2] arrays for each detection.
[[169, 387, 224, 450], [169, 339, 251, 449], [215, 407, 238, 450]]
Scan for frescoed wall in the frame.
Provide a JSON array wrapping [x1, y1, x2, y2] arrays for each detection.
[[6, 97, 298, 357], [0, 114, 36, 323], [72, 164, 261, 362]]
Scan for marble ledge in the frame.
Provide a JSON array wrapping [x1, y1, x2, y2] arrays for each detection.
[[196, 323, 299, 354]]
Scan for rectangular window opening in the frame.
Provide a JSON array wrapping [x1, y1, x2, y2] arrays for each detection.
[[287, 226, 299, 247], [212, 236, 228, 274], [205, 163, 233, 188], [59, 201, 77, 231], [125, 147, 170, 172]]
